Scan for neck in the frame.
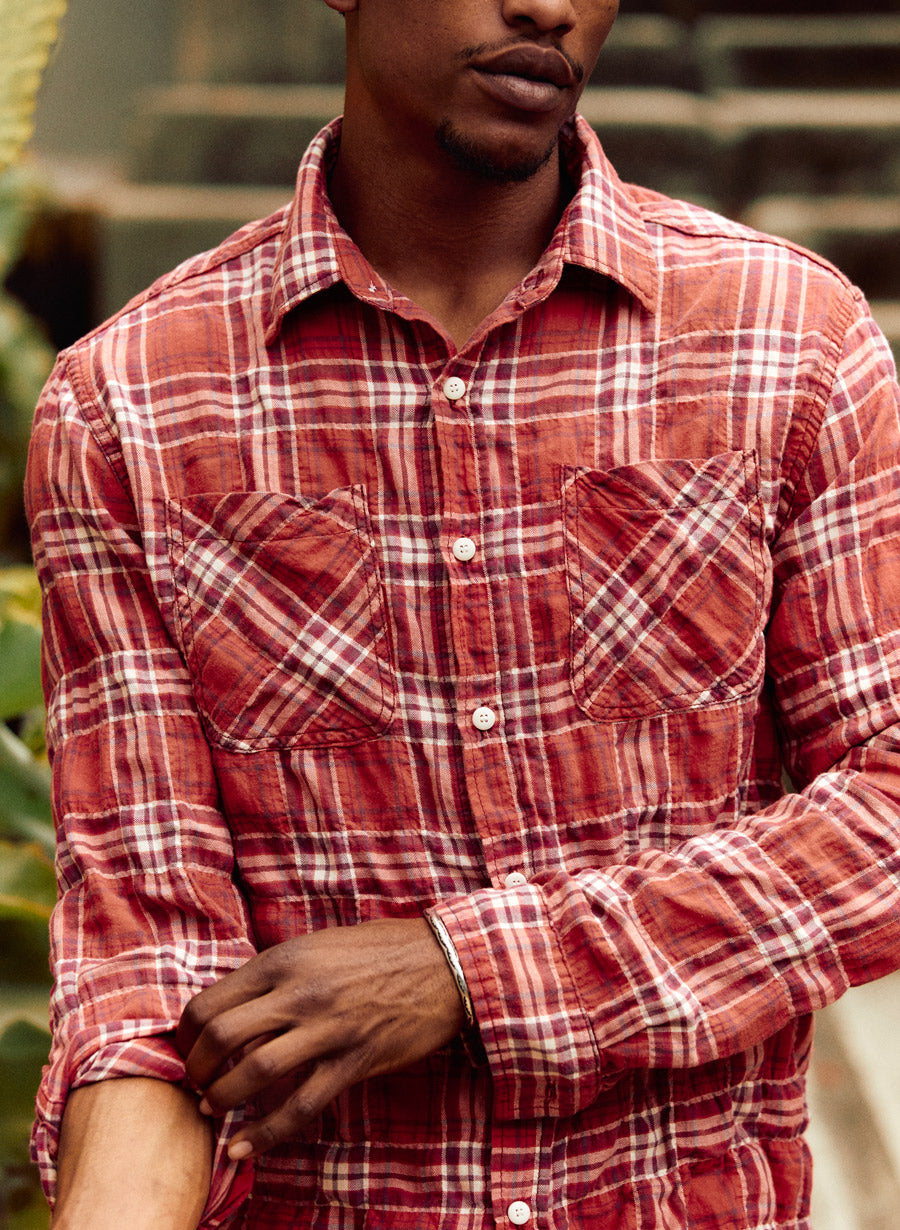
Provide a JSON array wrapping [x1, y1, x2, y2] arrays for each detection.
[[328, 110, 570, 349]]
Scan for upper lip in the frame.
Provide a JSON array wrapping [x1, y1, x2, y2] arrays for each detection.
[[470, 45, 578, 91]]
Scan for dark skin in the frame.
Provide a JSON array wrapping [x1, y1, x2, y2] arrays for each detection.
[[328, 0, 618, 348], [51, 4, 621, 1220], [176, 919, 465, 1159], [176, 0, 618, 1166]]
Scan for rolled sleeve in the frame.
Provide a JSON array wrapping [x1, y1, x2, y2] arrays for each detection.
[[26, 361, 258, 1223]]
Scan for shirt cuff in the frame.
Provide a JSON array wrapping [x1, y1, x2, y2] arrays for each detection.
[[429, 884, 603, 1122], [31, 1031, 254, 1228]]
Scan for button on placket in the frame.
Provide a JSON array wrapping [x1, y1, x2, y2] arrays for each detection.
[[472, 706, 497, 732], [443, 376, 467, 402], [452, 536, 477, 563], [507, 1201, 532, 1226], [504, 871, 528, 888]]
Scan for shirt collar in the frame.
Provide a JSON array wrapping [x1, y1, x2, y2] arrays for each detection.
[[264, 113, 659, 343], [554, 115, 659, 313]]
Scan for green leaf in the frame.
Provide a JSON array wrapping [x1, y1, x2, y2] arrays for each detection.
[[0, 568, 42, 626], [0, 841, 54, 986], [0, 840, 54, 910], [0, 1017, 51, 1230], [0, 725, 52, 855], [0, 0, 69, 176], [0, 167, 44, 278], [0, 1019, 49, 1164], [0, 621, 43, 721], [0, 294, 55, 439], [0, 992, 50, 1226], [0, 987, 49, 1034], [4, 1189, 51, 1230]]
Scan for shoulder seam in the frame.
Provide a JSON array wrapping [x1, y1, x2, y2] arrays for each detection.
[[781, 280, 860, 527], [637, 197, 854, 289], [54, 351, 133, 497], [61, 210, 288, 353]]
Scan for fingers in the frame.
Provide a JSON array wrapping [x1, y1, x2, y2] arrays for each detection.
[[179, 990, 284, 1089], [176, 960, 275, 1062], [174, 917, 466, 1153], [226, 1050, 370, 1161], [198, 1027, 324, 1116]]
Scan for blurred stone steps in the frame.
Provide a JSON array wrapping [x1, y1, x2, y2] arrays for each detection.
[[589, 16, 701, 92], [869, 302, 900, 365], [127, 83, 343, 188], [715, 91, 900, 202], [27, 159, 292, 322], [175, 0, 346, 85], [126, 84, 900, 212], [40, 80, 900, 327], [95, 180, 292, 319], [34, 1, 900, 331], [699, 16, 900, 91]]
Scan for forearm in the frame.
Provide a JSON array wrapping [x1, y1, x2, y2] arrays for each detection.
[[52, 1077, 213, 1230]]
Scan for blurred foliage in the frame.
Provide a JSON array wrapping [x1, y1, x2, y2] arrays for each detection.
[[0, 567, 53, 1230], [1, 5, 67, 1224], [0, 0, 68, 173], [1, 0, 68, 558], [0, 1021, 53, 1230], [0, 168, 57, 559]]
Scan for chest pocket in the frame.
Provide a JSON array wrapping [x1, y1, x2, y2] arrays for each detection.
[[563, 450, 766, 721], [166, 487, 395, 752]]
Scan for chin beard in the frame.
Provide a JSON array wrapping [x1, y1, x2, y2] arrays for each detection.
[[436, 119, 557, 184]]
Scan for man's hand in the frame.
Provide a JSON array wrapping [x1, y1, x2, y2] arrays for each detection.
[[175, 917, 465, 1160]]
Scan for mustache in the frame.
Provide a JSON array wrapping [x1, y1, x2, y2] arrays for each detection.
[[458, 39, 586, 89]]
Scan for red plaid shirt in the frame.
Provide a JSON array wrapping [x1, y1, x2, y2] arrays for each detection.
[[27, 117, 900, 1230]]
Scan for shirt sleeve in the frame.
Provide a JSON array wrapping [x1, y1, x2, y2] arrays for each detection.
[[430, 289, 900, 1124], [26, 361, 257, 1225]]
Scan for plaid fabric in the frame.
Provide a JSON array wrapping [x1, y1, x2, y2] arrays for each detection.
[[26, 116, 900, 1230]]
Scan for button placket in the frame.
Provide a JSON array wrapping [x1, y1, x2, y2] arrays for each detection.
[[432, 361, 521, 893], [433, 373, 486, 722]]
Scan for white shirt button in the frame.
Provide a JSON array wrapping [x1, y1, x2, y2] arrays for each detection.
[[507, 1201, 532, 1226], [443, 376, 467, 401], [505, 872, 528, 889], [452, 536, 477, 562], [472, 706, 496, 732]]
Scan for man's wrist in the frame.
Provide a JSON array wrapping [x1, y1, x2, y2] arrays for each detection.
[[426, 911, 476, 1029]]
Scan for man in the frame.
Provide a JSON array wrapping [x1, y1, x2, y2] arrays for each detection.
[[26, 0, 900, 1226]]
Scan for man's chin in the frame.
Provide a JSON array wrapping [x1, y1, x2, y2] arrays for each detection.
[[436, 120, 558, 185]]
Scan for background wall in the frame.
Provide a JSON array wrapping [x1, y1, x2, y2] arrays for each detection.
[[30, 0, 176, 161]]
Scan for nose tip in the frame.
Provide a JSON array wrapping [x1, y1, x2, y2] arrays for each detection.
[[501, 0, 578, 35]]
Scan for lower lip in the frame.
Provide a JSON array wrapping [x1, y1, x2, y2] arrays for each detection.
[[474, 70, 564, 114]]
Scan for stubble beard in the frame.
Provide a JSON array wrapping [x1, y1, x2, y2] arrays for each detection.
[[435, 119, 558, 185]]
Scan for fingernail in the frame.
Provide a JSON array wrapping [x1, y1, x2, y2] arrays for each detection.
[[229, 1140, 254, 1161], [199, 1099, 212, 1116]]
